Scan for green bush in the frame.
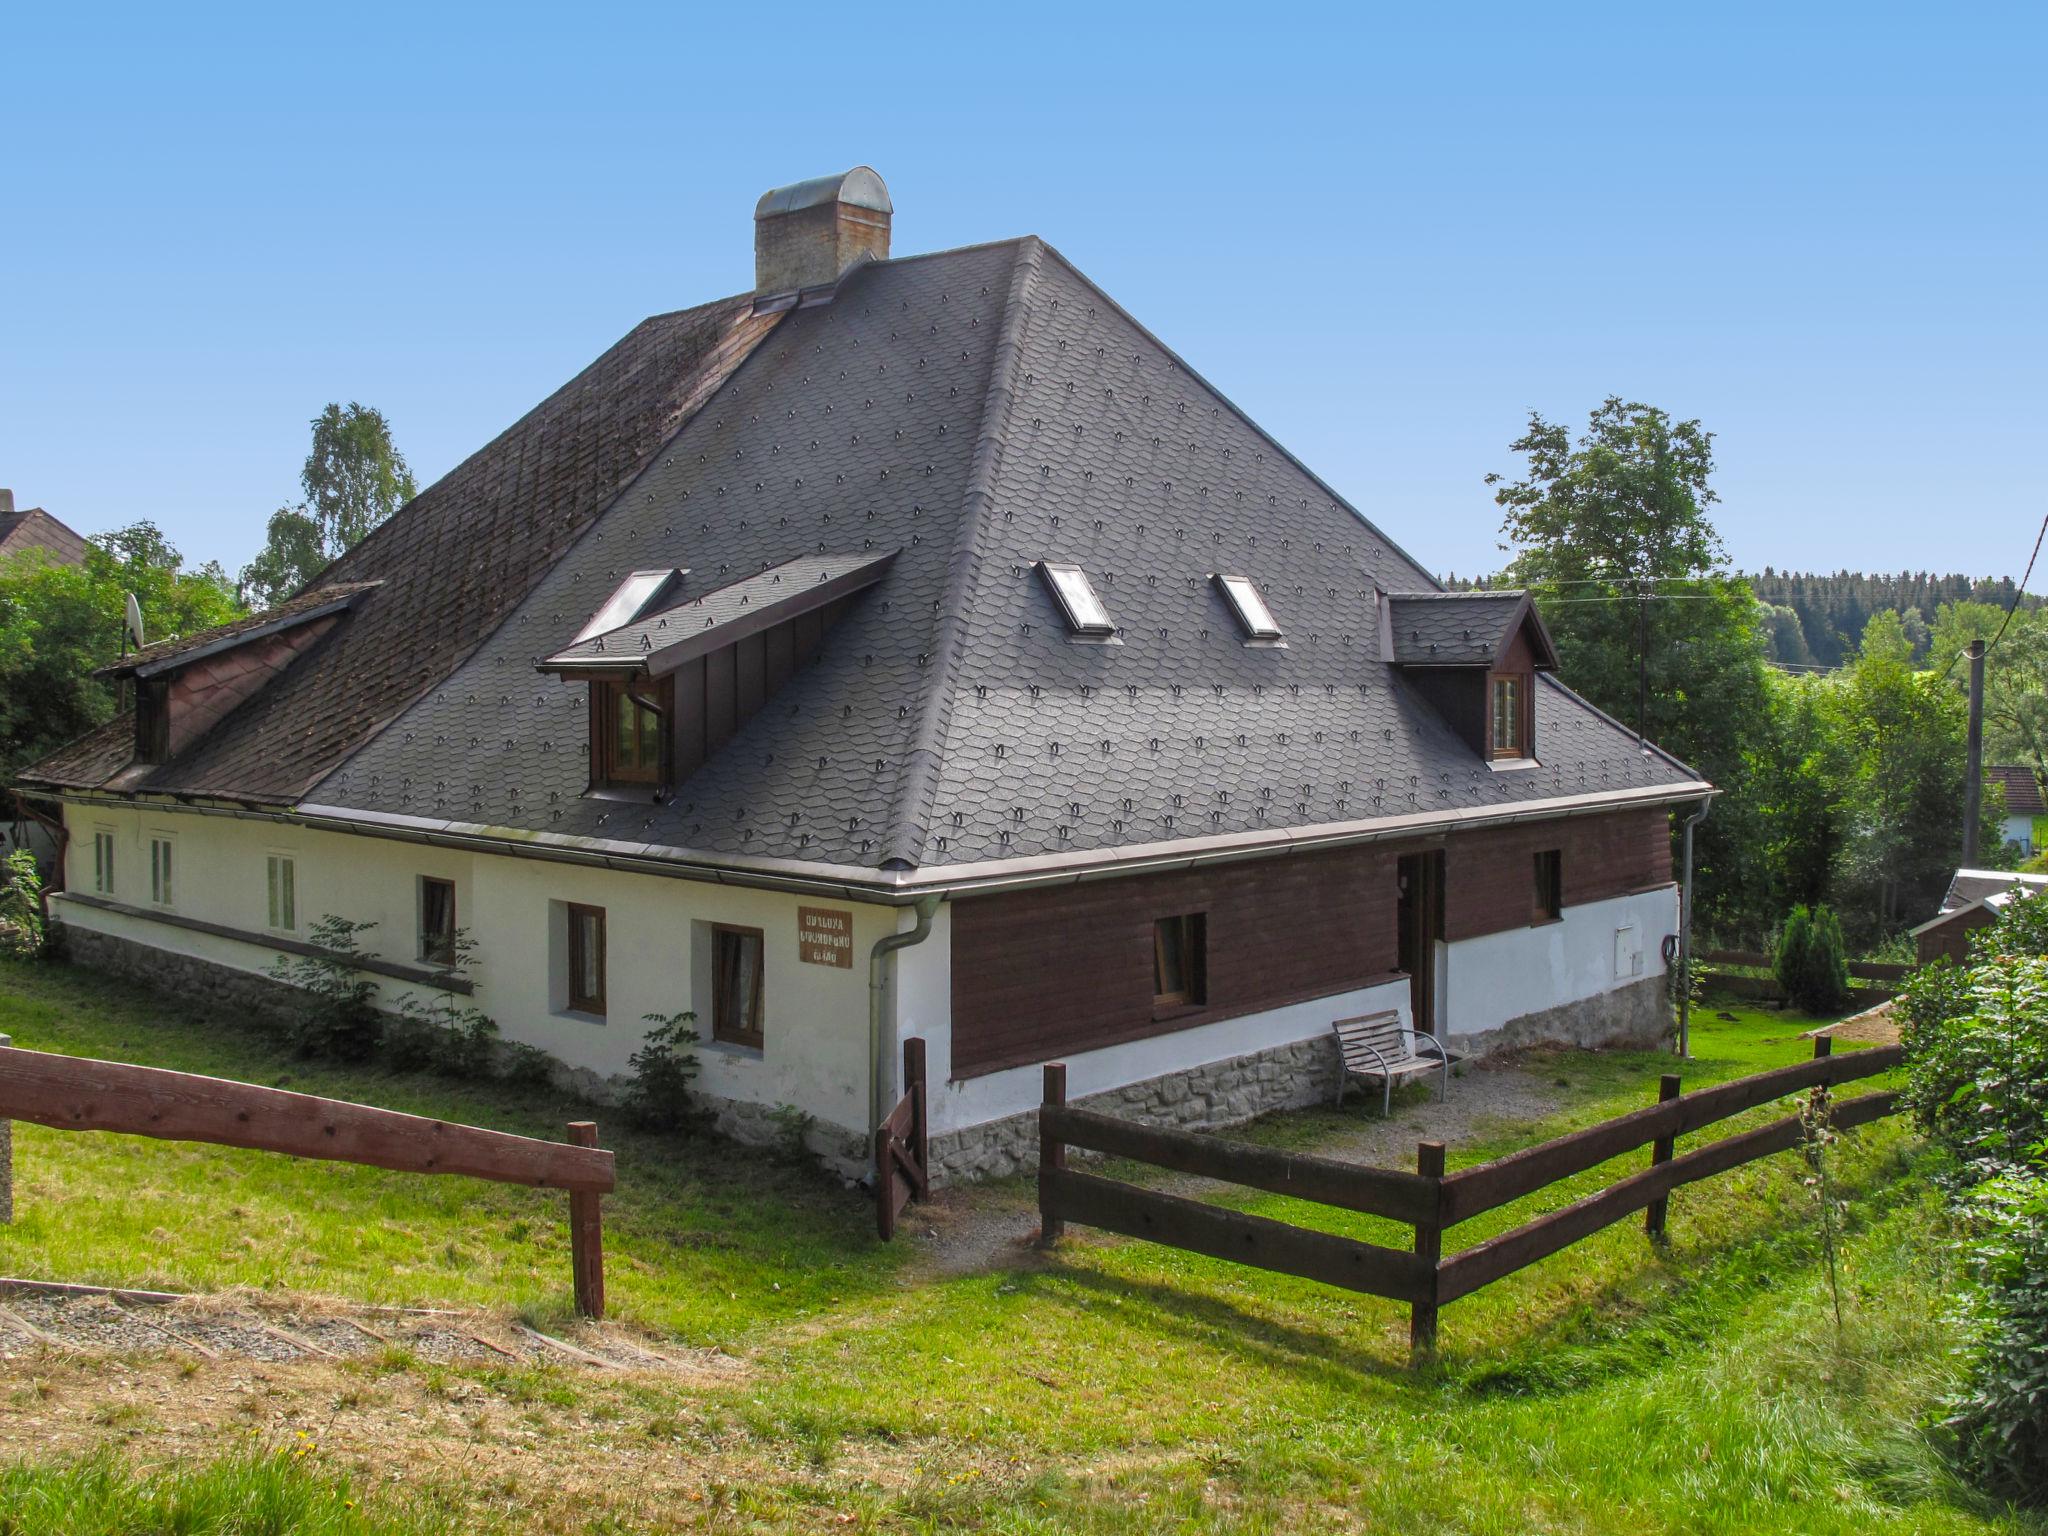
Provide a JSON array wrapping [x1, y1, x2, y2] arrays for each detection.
[[0, 848, 44, 959], [623, 1010, 701, 1132], [386, 928, 500, 1078], [1774, 903, 1850, 1014], [1899, 889, 2048, 1504], [267, 915, 384, 1061]]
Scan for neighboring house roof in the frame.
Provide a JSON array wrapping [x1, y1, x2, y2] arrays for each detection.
[[1929, 867, 2048, 920], [22, 230, 1710, 890], [1988, 764, 2046, 818], [1387, 591, 1558, 669], [96, 583, 382, 679], [0, 507, 89, 567]]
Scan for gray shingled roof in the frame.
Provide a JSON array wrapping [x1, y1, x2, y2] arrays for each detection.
[[26, 231, 1708, 885], [303, 238, 1705, 879]]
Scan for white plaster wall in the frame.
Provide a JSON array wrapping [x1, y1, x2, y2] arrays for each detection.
[[1438, 885, 1678, 1049], [55, 804, 893, 1141]]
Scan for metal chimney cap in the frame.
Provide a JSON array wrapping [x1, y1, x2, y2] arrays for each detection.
[[755, 167, 892, 220]]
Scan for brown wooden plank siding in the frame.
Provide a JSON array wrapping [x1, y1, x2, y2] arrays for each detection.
[[1443, 806, 1671, 943], [949, 806, 1673, 1080]]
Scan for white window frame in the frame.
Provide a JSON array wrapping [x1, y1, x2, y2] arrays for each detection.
[[265, 853, 297, 934], [1212, 573, 1285, 643], [1036, 561, 1117, 640], [92, 828, 116, 896], [148, 832, 176, 908]]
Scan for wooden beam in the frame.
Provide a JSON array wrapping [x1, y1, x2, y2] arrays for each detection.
[[565, 1121, 605, 1320], [1438, 1046, 1901, 1225], [1041, 1167, 1436, 1305], [1043, 1104, 1438, 1226], [0, 1046, 614, 1193]]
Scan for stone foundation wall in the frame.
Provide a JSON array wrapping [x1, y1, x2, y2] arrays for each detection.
[[928, 1033, 1341, 1185], [59, 921, 315, 1028], [1448, 973, 1672, 1057]]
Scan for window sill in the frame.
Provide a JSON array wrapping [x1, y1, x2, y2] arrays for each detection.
[[701, 1036, 764, 1060], [555, 1008, 607, 1026], [1487, 756, 1540, 772]]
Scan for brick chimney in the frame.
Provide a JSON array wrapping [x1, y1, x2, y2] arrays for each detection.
[[754, 168, 892, 296], [0, 490, 13, 515]]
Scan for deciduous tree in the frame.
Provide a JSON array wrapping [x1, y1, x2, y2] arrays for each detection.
[[240, 402, 417, 606]]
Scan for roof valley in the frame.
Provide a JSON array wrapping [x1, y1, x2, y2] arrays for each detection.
[[881, 237, 1044, 868]]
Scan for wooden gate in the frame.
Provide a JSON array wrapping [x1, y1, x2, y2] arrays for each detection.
[[875, 1037, 928, 1240]]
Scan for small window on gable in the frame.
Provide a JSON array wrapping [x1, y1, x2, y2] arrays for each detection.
[[1214, 574, 1283, 641], [1153, 913, 1207, 1011], [567, 903, 606, 1016], [1533, 849, 1562, 922], [266, 854, 296, 933], [92, 829, 115, 896], [712, 924, 765, 1048], [420, 877, 457, 966], [149, 834, 174, 907], [1037, 561, 1116, 639], [136, 678, 171, 764], [1490, 674, 1529, 759]]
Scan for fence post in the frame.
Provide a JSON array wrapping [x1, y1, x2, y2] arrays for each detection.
[[0, 1034, 11, 1225], [1644, 1073, 1682, 1239], [1812, 1033, 1833, 1061], [1409, 1140, 1446, 1358], [1039, 1063, 1067, 1245], [565, 1121, 604, 1321]]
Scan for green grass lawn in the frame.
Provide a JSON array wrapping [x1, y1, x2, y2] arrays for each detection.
[[0, 957, 2040, 1535]]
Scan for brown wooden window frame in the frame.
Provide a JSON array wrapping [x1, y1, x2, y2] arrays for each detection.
[[419, 876, 458, 967], [1489, 671, 1532, 759], [566, 902, 607, 1016], [590, 675, 672, 789], [711, 923, 765, 1049], [136, 677, 171, 764], [1152, 912, 1208, 1013], [1533, 848, 1563, 923]]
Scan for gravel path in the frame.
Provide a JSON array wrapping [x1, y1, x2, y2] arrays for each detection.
[[903, 1049, 1577, 1277]]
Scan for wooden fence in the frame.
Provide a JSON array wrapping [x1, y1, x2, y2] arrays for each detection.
[[875, 1037, 929, 1240], [0, 1044, 616, 1317], [1037, 1038, 1904, 1355]]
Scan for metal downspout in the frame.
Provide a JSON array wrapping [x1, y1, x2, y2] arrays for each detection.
[[1678, 797, 1711, 1059], [869, 894, 941, 1135]]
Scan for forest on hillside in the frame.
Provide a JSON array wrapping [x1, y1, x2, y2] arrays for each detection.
[[1743, 571, 2045, 669]]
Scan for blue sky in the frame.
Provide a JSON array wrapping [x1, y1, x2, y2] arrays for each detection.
[[4, 2, 2042, 585]]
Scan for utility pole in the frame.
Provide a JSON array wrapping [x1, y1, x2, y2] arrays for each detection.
[[1963, 638, 1987, 866], [1636, 577, 1650, 746]]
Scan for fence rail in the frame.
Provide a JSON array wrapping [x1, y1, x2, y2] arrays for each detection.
[[1037, 1038, 1905, 1356], [1698, 947, 1913, 984], [0, 1044, 615, 1317]]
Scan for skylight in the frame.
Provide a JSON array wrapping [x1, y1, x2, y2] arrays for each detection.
[[572, 568, 688, 644], [1038, 561, 1116, 638], [1214, 573, 1283, 641]]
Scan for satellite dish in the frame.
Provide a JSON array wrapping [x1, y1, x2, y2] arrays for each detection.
[[124, 592, 145, 653]]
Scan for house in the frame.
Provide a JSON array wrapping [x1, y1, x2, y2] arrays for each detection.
[[1911, 867, 2048, 966], [0, 492, 88, 567], [1986, 764, 2045, 857], [17, 169, 1712, 1181]]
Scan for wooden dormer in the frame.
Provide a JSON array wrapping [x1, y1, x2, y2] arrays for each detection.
[[1387, 591, 1559, 763]]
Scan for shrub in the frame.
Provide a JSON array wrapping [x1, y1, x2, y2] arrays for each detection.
[[1900, 926, 2048, 1176], [386, 928, 499, 1078], [623, 1011, 700, 1131], [1945, 1168, 2048, 1501], [1775, 903, 1849, 1014], [266, 916, 383, 1061], [0, 848, 45, 959]]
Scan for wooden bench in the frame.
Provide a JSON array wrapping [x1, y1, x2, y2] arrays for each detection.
[[1333, 1010, 1450, 1115]]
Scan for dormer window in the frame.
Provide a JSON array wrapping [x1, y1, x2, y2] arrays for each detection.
[[593, 676, 671, 787], [1037, 561, 1116, 639], [1490, 673, 1528, 759], [1213, 573, 1283, 643]]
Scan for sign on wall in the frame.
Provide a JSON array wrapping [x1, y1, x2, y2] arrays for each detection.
[[797, 905, 854, 969]]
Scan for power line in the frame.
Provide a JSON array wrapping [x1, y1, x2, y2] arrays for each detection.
[[1937, 507, 2048, 682]]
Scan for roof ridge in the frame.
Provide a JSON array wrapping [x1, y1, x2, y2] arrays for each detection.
[[1027, 241, 1443, 594], [880, 236, 1045, 868]]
